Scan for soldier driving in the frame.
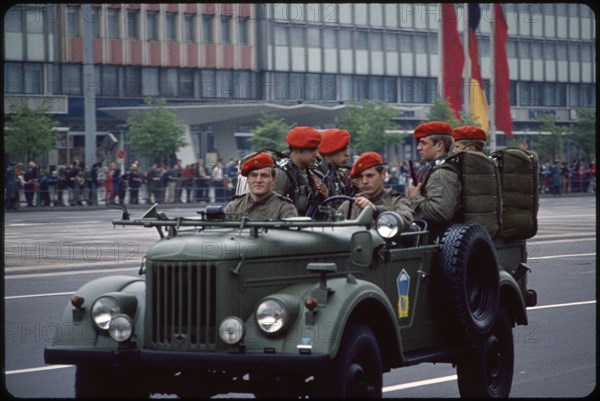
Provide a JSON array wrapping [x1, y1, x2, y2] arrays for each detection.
[[224, 152, 298, 220], [337, 151, 414, 228]]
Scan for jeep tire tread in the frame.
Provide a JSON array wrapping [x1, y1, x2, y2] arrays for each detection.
[[440, 223, 500, 343], [456, 305, 515, 397], [325, 323, 383, 398]]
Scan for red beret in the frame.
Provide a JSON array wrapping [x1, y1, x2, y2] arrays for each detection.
[[286, 126, 321, 149], [413, 121, 453, 140], [319, 129, 350, 155], [452, 125, 487, 141], [350, 152, 384, 178], [240, 152, 274, 177]]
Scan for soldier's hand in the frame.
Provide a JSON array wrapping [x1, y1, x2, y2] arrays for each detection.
[[407, 182, 421, 197], [318, 183, 329, 198], [354, 196, 375, 210]]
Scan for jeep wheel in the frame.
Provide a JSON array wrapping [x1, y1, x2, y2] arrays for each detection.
[[75, 365, 148, 398], [440, 223, 500, 343], [457, 306, 514, 398], [326, 323, 382, 398]]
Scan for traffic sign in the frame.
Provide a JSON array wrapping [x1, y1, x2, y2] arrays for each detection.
[[116, 149, 127, 159]]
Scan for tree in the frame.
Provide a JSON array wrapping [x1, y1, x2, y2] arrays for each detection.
[[568, 107, 595, 160], [534, 114, 564, 162], [249, 113, 291, 153], [335, 100, 402, 154], [4, 101, 57, 162], [426, 97, 461, 128], [126, 98, 187, 163]]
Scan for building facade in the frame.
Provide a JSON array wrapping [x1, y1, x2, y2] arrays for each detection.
[[3, 3, 596, 166]]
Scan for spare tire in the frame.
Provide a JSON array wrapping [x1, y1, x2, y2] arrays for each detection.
[[440, 223, 499, 343]]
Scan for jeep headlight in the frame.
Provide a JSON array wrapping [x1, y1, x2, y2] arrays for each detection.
[[109, 314, 134, 342], [219, 317, 245, 345], [376, 211, 406, 241], [91, 293, 137, 332], [256, 299, 287, 334], [255, 295, 300, 336]]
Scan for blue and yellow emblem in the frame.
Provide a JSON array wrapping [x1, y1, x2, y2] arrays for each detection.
[[397, 269, 410, 318]]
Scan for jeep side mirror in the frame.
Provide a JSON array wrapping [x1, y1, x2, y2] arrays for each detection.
[[349, 231, 373, 267]]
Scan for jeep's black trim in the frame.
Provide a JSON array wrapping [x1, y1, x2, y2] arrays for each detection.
[[44, 346, 332, 372]]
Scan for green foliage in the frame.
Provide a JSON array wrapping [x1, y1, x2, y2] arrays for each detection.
[[426, 98, 461, 128], [4, 101, 57, 161], [126, 98, 187, 163], [568, 107, 595, 160], [250, 113, 291, 152], [459, 111, 484, 128], [335, 100, 402, 154], [534, 114, 564, 161]]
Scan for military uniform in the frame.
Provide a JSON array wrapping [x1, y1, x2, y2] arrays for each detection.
[[224, 191, 298, 220], [273, 159, 322, 216], [337, 188, 414, 225]]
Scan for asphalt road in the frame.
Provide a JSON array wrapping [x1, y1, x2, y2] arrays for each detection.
[[3, 195, 596, 398]]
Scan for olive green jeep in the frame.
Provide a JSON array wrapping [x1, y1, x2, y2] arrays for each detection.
[[44, 201, 537, 398]]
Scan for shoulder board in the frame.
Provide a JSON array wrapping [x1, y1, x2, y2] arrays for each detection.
[[275, 193, 294, 203], [232, 194, 246, 200], [387, 190, 404, 197]]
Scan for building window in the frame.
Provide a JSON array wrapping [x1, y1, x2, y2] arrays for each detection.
[[290, 26, 304, 46], [216, 70, 233, 98], [160, 68, 178, 97], [274, 25, 288, 45], [353, 76, 368, 100], [101, 65, 118, 96], [179, 69, 194, 97], [124, 67, 141, 97], [66, 6, 79, 36], [107, 9, 120, 39], [89, 7, 100, 38], [307, 27, 320, 47], [166, 13, 177, 41], [370, 31, 383, 51], [238, 17, 248, 45], [147, 12, 158, 41], [26, 8, 45, 61], [519, 82, 542, 106], [322, 74, 337, 101], [184, 14, 195, 42], [202, 15, 213, 43], [383, 77, 397, 102], [323, 28, 336, 48], [127, 10, 139, 40], [201, 69, 216, 98], [4, 62, 23, 93], [62, 64, 82, 95], [354, 30, 368, 50], [221, 16, 231, 44], [141, 67, 159, 96]]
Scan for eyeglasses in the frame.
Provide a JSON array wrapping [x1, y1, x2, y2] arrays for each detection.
[[247, 172, 272, 182]]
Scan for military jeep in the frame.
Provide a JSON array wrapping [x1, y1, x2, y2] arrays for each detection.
[[44, 201, 537, 398]]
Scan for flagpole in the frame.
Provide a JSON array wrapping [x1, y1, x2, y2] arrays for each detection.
[[438, 4, 443, 98], [489, 3, 497, 151], [463, 3, 470, 116]]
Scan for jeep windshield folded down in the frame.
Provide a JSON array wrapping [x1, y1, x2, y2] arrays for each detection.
[[45, 202, 537, 398]]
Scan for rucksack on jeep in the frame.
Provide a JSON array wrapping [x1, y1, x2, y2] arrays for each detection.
[[442, 151, 503, 238], [491, 147, 540, 239]]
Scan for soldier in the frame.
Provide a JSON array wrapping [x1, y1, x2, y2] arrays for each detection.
[[407, 121, 461, 238], [225, 152, 298, 220], [318, 128, 354, 198], [273, 126, 328, 216], [452, 125, 487, 154], [337, 152, 414, 228]]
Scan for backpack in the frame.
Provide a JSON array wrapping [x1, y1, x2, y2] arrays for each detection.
[[490, 147, 540, 239], [441, 151, 503, 238]]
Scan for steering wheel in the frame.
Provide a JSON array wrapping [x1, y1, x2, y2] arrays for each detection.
[[319, 195, 355, 220]]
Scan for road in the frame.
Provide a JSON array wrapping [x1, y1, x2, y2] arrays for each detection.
[[3, 196, 596, 398]]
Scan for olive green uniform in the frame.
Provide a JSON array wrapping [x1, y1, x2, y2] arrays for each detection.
[[337, 188, 414, 228], [408, 160, 462, 236], [273, 159, 323, 216], [224, 191, 298, 220]]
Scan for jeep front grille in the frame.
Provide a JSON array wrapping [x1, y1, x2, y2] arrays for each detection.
[[147, 262, 217, 349]]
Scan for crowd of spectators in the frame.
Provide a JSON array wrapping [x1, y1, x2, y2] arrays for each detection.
[[5, 157, 596, 211], [4, 158, 241, 210]]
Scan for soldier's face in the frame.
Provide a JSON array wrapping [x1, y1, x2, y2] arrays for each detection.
[[247, 167, 274, 197], [294, 148, 319, 168], [417, 138, 444, 161], [325, 147, 350, 167], [354, 167, 385, 198]]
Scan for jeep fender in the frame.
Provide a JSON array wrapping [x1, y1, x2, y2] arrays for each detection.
[[498, 270, 528, 325], [245, 276, 402, 366], [51, 275, 145, 347]]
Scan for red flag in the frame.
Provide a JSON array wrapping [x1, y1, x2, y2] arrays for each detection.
[[468, 4, 489, 133], [494, 4, 513, 138], [441, 4, 464, 119]]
